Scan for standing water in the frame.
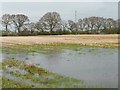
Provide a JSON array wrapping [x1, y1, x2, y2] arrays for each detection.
[[2, 47, 118, 88]]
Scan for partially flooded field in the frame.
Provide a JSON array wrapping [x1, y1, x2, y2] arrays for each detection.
[[0, 35, 119, 88], [1, 43, 118, 88]]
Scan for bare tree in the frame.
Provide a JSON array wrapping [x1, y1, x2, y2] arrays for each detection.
[[106, 18, 115, 29], [118, 19, 120, 29], [113, 20, 118, 29], [28, 22, 36, 33], [78, 19, 84, 31], [82, 18, 89, 31], [2, 14, 11, 32], [101, 18, 107, 30], [35, 21, 45, 32], [61, 20, 67, 32], [67, 20, 78, 33], [11, 14, 29, 33], [94, 17, 103, 33], [40, 12, 61, 33], [88, 17, 96, 33]]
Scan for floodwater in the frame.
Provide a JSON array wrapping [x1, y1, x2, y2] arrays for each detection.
[[2, 47, 118, 88]]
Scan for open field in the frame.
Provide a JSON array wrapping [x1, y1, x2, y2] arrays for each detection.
[[1, 34, 119, 48]]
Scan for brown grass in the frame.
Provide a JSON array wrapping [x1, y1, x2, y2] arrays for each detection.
[[1, 34, 119, 48]]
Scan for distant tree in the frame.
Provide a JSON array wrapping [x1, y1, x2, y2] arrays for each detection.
[[35, 21, 45, 32], [67, 20, 78, 33], [106, 18, 113, 29], [118, 19, 120, 29], [101, 18, 107, 30], [94, 17, 104, 33], [78, 19, 84, 31], [82, 18, 90, 32], [113, 20, 118, 29], [61, 20, 67, 32], [11, 14, 29, 33], [28, 22, 36, 33], [2, 14, 11, 32], [87, 17, 96, 33], [118, 19, 120, 33], [40, 12, 61, 33]]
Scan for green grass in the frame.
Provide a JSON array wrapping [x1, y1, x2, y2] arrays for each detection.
[[2, 58, 85, 88], [2, 42, 117, 54], [2, 43, 95, 54]]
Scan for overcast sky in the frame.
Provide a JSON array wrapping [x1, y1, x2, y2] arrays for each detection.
[[2, 2, 118, 22]]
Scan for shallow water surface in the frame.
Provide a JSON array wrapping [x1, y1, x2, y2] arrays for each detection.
[[2, 47, 118, 88]]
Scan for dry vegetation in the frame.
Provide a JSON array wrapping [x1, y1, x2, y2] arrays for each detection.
[[1, 34, 119, 48]]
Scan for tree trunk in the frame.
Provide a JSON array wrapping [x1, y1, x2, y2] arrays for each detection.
[[91, 28, 93, 33], [50, 28, 52, 34], [41, 29, 44, 32], [5, 25, 8, 32], [17, 27, 21, 33]]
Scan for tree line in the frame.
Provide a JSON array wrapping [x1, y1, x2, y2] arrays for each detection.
[[1, 12, 120, 36]]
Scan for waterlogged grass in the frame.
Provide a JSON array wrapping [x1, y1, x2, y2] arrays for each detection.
[[2, 44, 59, 54], [2, 77, 32, 88], [2, 42, 117, 55], [2, 43, 89, 54], [2, 58, 85, 88]]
